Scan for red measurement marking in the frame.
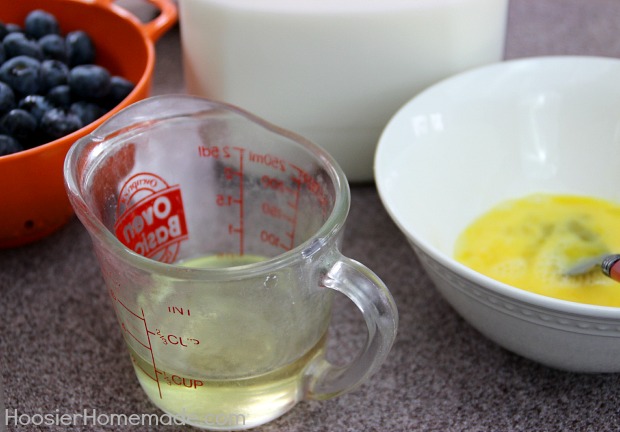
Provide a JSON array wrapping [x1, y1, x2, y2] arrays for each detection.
[[236, 147, 245, 255], [261, 202, 295, 224], [109, 289, 163, 399], [259, 230, 294, 252], [121, 322, 150, 350], [197, 145, 232, 159], [131, 354, 158, 382], [214, 147, 246, 255], [228, 224, 243, 235], [261, 174, 296, 194], [115, 297, 146, 321], [286, 168, 302, 250], [167, 306, 191, 316], [219, 147, 247, 256], [248, 150, 286, 172], [216, 194, 241, 207], [141, 307, 162, 399], [289, 164, 329, 217]]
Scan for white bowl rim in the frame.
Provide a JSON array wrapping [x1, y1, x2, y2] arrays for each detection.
[[375, 55, 620, 318]]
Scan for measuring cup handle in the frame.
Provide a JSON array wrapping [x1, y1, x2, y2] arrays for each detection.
[[307, 256, 398, 399]]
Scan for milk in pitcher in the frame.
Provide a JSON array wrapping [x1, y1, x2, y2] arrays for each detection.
[[179, 0, 508, 181]]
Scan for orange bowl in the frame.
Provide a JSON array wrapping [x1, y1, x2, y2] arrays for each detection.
[[0, 0, 177, 248]]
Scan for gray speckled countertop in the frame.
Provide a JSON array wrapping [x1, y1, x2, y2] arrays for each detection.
[[4, 0, 620, 431]]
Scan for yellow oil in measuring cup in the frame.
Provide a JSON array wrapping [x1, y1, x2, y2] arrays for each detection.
[[121, 253, 329, 429], [129, 333, 327, 429]]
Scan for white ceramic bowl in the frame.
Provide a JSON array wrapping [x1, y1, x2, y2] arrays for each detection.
[[375, 56, 620, 372]]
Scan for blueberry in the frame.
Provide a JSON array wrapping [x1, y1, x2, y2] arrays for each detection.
[[40, 59, 68, 92], [46, 84, 72, 108], [0, 22, 9, 42], [69, 65, 110, 99], [0, 108, 37, 142], [6, 24, 22, 34], [0, 44, 5, 65], [40, 108, 82, 139], [18, 95, 53, 122], [3, 32, 43, 60], [69, 101, 106, 125], [24, 10, 60, 40], [0, 56, 41, 96], [65, 31, 95, 67], [104, 76, 134, 108], [0, 82, 16, 115], [38, 34, 67, 62], [0, 134, 23, 155]]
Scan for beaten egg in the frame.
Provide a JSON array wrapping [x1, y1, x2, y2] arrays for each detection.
[[454, 194, 620, 306]]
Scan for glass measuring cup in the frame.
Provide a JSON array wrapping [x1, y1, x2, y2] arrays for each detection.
[[64, 95, 398, 430]]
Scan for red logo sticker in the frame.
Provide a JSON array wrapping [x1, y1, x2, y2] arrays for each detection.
[[114, 173, 189, 263]]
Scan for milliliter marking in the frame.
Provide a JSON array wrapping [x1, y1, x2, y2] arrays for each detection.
[[285, 166, 302, 251], [235, 147, 245, 255]]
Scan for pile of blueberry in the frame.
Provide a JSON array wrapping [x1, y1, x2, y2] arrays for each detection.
[[0, 9, 135, 156]]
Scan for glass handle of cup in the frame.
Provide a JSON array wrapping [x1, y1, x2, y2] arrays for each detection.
[[307, 256, 399, 400]]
